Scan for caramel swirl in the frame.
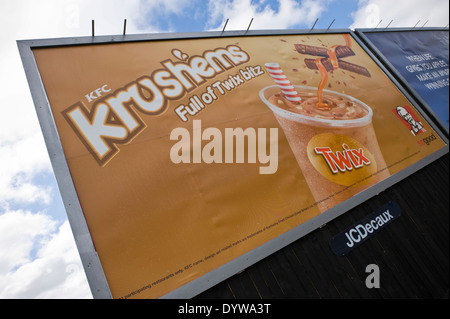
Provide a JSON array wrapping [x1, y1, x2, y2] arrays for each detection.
[[312, 35, 353, 109]]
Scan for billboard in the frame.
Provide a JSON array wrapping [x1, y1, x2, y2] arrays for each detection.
[[18, 30, 448, 299], [356, 28, 449, 134]]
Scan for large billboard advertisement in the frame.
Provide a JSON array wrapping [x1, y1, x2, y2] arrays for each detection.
[[356, 28, 449, 134], [19, 31, 448, 298]]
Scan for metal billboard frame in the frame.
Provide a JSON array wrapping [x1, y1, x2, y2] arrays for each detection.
[[17, 28, 449, 299]]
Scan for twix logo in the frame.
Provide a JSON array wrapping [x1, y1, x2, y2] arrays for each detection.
[[314, 143, 371, 173], [62, 45, 250, 166]]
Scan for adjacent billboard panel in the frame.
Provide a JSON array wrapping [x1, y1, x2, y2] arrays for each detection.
[[18, 30, 448, 299], [356, 28, 449, 134]]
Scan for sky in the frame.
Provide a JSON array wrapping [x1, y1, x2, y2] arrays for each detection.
[[0, 0, 448, 299]]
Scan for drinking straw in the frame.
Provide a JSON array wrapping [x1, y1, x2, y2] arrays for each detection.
[[264, 63, 302, 103]]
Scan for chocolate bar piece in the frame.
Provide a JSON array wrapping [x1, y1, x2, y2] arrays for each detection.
[[295, 44, 355, 59], [304, 58, 371, 77]]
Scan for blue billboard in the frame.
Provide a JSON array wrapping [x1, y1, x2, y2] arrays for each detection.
[[357, 29, 449, 133]]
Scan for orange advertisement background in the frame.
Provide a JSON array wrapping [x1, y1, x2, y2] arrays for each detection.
[[33, 33, 445, 298]]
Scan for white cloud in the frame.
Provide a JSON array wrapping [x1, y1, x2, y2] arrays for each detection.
[[0, 210, 55, 274], [206, 0, 331, 31], [0, 211, 92, 299], [0, 134, 52, 206], [1, 0, 158, 41], [350, 0, 449, 29]]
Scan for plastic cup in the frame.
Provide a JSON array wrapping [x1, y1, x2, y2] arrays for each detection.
[[260, 85, 390, 212]]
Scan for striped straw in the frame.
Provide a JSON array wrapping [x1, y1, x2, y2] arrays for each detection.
[[264, 63, 301, 103]]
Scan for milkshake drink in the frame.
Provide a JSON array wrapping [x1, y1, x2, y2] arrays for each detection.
[[260, 85, 390, 212]]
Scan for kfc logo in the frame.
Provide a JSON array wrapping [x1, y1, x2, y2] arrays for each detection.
[[394, 106, 426, 136]]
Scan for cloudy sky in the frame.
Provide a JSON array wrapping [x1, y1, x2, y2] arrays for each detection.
[[0, 0, 448, 299]]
